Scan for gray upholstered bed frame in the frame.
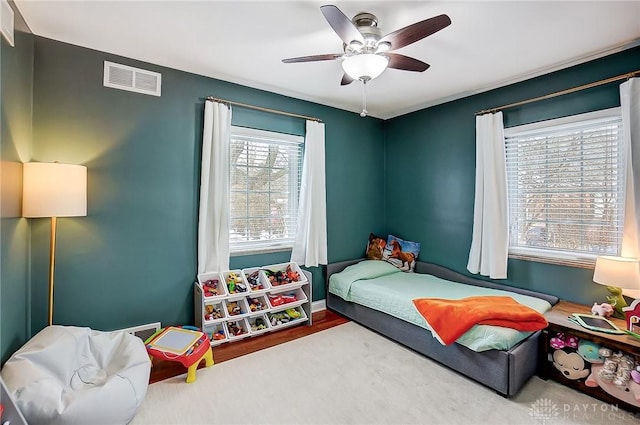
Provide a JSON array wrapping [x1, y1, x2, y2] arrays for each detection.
[[325, 259, 559, 397]]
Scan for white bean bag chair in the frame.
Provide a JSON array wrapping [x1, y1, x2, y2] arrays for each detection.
[[1, 325, 151, 425]]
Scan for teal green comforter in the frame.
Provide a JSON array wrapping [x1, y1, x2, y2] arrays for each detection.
[[329, 260, 552, 352]]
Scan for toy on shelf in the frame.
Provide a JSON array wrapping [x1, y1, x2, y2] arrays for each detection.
[[202, 279, 221, 298], [209, 329, 226, 342], [552, 350, 589, 380], [577, 340, 604, 364], [285, 308, 301, 319], [248, 297, 266, 312], [549, 332, 578, 350], [586, 349, 640, 407], [227, 301, 243, 316], [226, 272, 247, 294], [250, 317, 268, 332], [263, 264, 301, 286], [204, 304, 224, 321], [246, 270, 265, 291], [227, 321, 247, 337], [632, 366, 640, 384], [269, 309, 302, 326], [268, 292, 298, 307], [591, 302, 614, 317]]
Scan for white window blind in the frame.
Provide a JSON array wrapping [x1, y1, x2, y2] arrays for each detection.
[[229, 126, 303, 253], [504, 108, 625, 264]]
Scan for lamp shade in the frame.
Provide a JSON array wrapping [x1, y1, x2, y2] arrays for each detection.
[[341, 54, 389, 81], [23, 162, 87, 218], [593, 256, 640, 290]]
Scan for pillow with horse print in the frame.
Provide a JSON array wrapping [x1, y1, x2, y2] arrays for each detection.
[[382, 234, 420, 272], [365, 233, 387, 261]]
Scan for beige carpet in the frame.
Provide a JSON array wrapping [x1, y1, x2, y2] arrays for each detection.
[[131, 322, 640, 425]]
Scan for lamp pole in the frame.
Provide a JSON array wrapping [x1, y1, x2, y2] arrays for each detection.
[[48, 216, 57, 326]]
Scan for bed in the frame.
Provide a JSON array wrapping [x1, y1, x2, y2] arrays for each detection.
[[326, 259, 559, 397]]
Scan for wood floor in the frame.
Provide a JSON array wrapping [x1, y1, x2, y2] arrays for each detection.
[[149, 309, 349, 384]]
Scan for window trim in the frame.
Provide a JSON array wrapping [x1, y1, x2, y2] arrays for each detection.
[[228, 126, 304, 255], [504, 107, 624, 268]]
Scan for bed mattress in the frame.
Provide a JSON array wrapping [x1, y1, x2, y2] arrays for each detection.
[[328, 260, 552, 352]]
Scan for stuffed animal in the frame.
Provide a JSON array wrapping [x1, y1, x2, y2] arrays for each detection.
[[577, 340, 604, 364], [549, 332, 578, 350], [591, 302, 614, 317], [552, 350, 590, 380], [586, 363, 640, 407]]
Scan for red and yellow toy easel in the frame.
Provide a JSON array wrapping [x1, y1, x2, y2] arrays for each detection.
[[145, 326, 213, 383]]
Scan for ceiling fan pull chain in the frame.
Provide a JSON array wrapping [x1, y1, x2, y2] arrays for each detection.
[[360, 80, 368, 117]]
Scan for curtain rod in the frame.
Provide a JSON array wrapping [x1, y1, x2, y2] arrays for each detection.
[[475, 69, 640, 116], [206, 96, 322, 122]]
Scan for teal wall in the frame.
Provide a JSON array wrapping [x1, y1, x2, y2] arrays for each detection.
[[0, 4, 33, 363], [30, 37, 385, 333], [3, 18, 638, 355], [385, 46, 640, 305]]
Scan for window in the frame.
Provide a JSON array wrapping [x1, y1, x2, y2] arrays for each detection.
[[229, 126, 303, 254], [504, 108, 625, 266]]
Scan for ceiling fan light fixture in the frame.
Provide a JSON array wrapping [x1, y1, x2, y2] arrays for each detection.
[[375, 41, 392, 53], [348, 40, 364, 53], [341, 53, 389, 81]]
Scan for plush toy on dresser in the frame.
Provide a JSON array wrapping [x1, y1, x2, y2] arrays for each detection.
[[591, 302, 614, 317]]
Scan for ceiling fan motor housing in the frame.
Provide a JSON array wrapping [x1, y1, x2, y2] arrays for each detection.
[[350, 12, 383, 52]]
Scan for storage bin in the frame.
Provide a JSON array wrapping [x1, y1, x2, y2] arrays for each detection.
[[205, 322, 228, 346], [260, 262, 307, 288], [246, 295, 269, 313], [203, 301, 227, 324], [224, 297, 249, 317], [248, 314, 271, 335], [226, 319, 250, 340], [242, 267, 271, 292], [267, 306, 308, 330], [221, 269, 249, 295], [266, 287, 307, 309], [197, 272, 227, 299]]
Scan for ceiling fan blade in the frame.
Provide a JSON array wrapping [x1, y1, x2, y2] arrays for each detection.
[[379, 14, 451, 51], [341, 73, 355, 85], [386, 53, 430, 72], [320, 5, 365, 45], [282, 53, 343, 63]]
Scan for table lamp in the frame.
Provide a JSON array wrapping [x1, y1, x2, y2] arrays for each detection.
[[593, 255, 640, 320], [22, 162, 87, 326]]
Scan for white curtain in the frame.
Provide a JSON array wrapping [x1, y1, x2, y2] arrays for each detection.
[[198, 100, 232, 273], [620, 77, 640, 297], [291, 120, 328, 267], [467, 112, 509, 279]]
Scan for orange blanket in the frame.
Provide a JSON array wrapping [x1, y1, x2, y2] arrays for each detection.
[[413, 296, 548, 345]]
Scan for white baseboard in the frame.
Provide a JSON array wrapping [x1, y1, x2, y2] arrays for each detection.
[[311, 300, 326, 313]]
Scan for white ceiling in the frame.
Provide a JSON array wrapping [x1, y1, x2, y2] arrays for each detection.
[[14, 1, 640, 119]]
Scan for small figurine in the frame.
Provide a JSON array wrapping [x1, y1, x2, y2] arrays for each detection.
[[211, 330, 226, 341], [249, 298, 264, 312], [247, 271, 264, 290], [227, 301, 242, 316], [227, 322, 245, 336], [251, 318, 267, 331], [202, 279, 220, 297]]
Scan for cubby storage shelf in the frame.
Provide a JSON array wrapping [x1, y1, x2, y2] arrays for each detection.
[[194, 262, 312, 346]]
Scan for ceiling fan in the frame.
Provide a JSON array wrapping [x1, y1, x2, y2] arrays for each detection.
[[282, 4, 451, 116]]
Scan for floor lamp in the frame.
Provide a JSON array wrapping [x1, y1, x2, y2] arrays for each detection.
[[22, 162, 87, 326]]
